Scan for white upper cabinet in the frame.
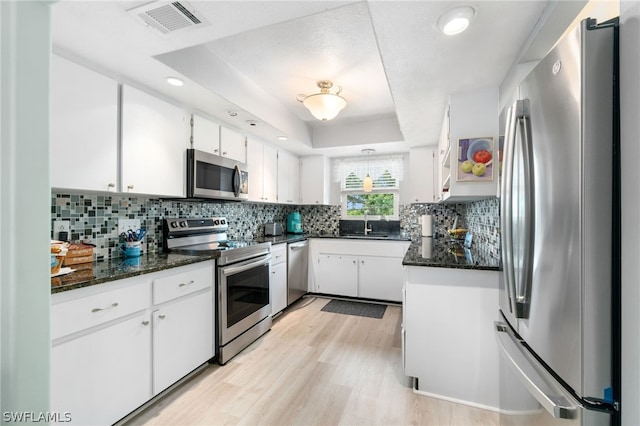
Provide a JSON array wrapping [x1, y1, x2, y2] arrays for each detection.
[[220, 126, 247, 163], [247, 137, 277, 202], [299, 155, 330, 205], [409, 146, 437, 203], [50, 55, 118, 192], [191, 114, 221, 155], [439, 87, 499, 203], [192, 115, 246, 163], [121, 85, 190, 197], [277, 149, 300, 204]]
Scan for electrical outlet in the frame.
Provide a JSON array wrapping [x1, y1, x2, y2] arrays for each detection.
[[118, 219, 141, 236], [53, 221, 70, 240]]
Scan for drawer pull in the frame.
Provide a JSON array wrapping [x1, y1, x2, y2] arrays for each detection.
[[179, 280, 195, 287], [142, 320, 150, 326], [91, 302, 118, 313], [159, 314, 166, 320]]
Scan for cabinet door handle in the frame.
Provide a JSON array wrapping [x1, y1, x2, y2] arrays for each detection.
[[361, 260, 364, 264], [108, 183, 115, 188], [178, 280, 194, 287], [91, 302, 118, 313], [222, 151, 227, 155], [127, 184, 134, 191], [159, 314, 166, 320], [142, 320, 150, 326], [272, 271, 276, 274], [214, 149, 219, 153]]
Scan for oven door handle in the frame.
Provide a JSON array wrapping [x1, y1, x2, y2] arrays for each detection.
[[221, 255, 271, 276]]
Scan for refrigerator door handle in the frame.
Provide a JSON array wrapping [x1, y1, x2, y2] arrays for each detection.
[[495, 321, 577, 419], [501, 102, 518, 316], [501, 100, 534, 319], [517, 99, 535, 318]]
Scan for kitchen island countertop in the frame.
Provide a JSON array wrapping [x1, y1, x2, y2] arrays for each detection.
[[51, 252, 216, 294], [403, 237, 499, 271]]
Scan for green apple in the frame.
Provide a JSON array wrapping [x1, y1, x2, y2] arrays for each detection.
[[461, 160, 473, 173], [472, 162, 487, 176]]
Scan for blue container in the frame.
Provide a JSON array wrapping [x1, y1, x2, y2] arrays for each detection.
[[120, 240, 142, 258], [287, 212, 303, 234]]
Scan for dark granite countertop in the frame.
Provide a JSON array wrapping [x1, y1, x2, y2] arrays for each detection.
[[259, 233, 411, 243], [51, 252, 215, 294], [309, 233, 411, 242], [258, 234, 307, 245], [402, 237, 500, 271]]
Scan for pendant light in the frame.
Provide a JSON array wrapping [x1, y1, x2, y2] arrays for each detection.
[[362, 149, 375, 192], [297, 80, 347, 121]]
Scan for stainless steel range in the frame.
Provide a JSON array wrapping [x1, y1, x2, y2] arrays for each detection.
[[163, 217, 272, 365]]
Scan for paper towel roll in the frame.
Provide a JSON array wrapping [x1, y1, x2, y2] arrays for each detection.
[[421, 215, 433, 237]]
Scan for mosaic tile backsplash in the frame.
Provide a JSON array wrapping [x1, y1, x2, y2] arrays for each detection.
[[51, 192, 500, 262]]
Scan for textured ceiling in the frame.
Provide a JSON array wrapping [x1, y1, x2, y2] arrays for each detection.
[[51, 1, 590, 156]]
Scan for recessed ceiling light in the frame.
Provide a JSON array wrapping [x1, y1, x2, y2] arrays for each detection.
[[437, 6, 475, 35], [166, 76, 184, 86], [277, 136, 288, 141], [228, 111, 238, 117]]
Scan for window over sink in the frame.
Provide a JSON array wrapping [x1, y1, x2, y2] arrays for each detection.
[[333, 155, 403, 220]]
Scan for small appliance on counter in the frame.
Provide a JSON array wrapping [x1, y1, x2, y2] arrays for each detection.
[[286, 212, 303, 234], [263, 222, 283, 236]]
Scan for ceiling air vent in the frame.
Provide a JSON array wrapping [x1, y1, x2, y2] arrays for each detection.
[[127, 1, 208, 36]]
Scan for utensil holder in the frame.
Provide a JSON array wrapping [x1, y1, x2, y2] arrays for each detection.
[[120, 240, 142, 258]]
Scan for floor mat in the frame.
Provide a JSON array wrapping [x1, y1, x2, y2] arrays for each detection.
[[321, 299, 387, 319]]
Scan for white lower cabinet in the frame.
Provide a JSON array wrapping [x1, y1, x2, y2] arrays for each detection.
[[358, 256, 405, 301], [270, 244, 288, 315], [152, 289, 213, 395], [403, 266, 500, 410], [51, 313, 151, 426], [309, 239, 410, 301], [51, 261, 214, 425], [51, 278, 152, 426], [316, 254, 359, 297]]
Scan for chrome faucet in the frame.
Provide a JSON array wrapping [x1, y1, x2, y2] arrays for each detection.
[[364, 213, 372, 235]]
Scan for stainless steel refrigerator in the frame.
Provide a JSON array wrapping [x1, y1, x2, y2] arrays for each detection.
[[494, 17, 620, 425]]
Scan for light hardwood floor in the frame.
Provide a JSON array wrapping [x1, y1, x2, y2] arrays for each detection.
[[126, 297, 499, 426]]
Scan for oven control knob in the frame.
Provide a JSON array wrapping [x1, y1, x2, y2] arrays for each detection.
[[213, 219, 220, 226], [179, 221, 188, 228], [171, 221, 179, 228], [220, 219, 226, 226]]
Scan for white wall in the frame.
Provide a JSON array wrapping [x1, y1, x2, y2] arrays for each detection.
[[0, 0, 52, 416], [620, 1, 640, 423]]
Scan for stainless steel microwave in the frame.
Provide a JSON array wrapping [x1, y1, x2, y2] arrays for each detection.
[[186, 149, 248, 201]]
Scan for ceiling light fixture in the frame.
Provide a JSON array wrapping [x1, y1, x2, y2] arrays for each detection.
[[166, 76, 184, 86], [296, 80, 347, 122], [277, 136, 288, 141], [437, 6, 475, 36], [362, 148, 375, 193]]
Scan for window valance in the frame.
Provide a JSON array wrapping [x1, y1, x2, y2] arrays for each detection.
[[332, 154, 404, 190]]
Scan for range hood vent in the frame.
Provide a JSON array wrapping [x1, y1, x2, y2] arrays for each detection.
[[128, 1, 208, 36]]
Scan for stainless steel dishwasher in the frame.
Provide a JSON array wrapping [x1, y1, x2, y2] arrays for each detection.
[[287, 240, 308, 305]]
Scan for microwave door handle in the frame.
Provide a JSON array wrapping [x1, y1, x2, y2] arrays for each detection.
[[233, 165, 241, 197]]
